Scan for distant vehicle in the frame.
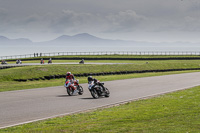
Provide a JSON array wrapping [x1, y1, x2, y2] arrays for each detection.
[[1, 60, 7, 65], [16, 59, 22, 64], [48, 58, 52, 64], [79, 59, 84, 64], [48, 60, 52, 64], [40, 59, 44, 64]]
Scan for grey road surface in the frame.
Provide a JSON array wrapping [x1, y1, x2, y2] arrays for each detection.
[[0, 62, 132, 67], [0, 72, 200, 129]]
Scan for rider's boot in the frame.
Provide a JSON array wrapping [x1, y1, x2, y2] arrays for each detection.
[[73, 89, 78, 95]]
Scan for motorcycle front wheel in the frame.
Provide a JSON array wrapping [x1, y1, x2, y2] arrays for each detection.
[[105, 88, 110, 97], [67, 87, 74, 96], [90, 89, 99, 99]]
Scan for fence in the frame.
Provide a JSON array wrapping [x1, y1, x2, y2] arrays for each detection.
[[1, 51, 200, 60]]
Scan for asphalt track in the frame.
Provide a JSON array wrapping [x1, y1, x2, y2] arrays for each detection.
[[0, 62, 132, 67], [1, 72, 200, 129]]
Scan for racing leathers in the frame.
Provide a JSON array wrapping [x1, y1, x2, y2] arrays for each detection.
[[65, 74, 75, 88], [88, 78, 98, 90], [88, 80, 94, 90]]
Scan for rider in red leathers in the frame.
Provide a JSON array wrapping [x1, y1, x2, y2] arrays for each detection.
[[65, 72, 79, 94], [65, 72, 75, 87]]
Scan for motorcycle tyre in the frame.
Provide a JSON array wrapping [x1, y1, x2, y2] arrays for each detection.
[[67, 87, 74, 96], [78, 86, 84, 95], [91, 89, 99, 99], [105, 88, 110, 97]]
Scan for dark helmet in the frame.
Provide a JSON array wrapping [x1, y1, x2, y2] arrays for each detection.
[[66, 72, 71, 76], [88, 76, 93, 81]]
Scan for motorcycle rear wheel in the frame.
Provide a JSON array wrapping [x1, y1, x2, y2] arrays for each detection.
[[78, 86, 84, 95], [91, 89, 99, 99]]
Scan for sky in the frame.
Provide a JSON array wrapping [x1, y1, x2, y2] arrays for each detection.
[[0, 0, 200, 42]]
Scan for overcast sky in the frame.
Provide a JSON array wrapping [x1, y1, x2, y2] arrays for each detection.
[[0, 0, 200, 42]]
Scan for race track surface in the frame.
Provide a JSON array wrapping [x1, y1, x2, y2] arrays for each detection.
[[0, 72, 200, 129], [0, 62, 132, 67]]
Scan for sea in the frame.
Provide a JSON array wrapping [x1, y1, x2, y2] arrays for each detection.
[[1, 44, 200, 57]]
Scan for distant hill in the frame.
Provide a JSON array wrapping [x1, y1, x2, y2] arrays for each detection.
[[0, 36, 10, 42], [1, 33, 200, 47], [0, 36, 32, 44], [47, 33, 113, 45]]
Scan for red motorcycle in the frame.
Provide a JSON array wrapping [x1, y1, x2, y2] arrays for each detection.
[[40, 60, 44, 64], [65, 80, 83, 96]]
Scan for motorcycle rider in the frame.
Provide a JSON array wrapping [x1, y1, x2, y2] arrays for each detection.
[[88, 76, 94, 90], [16, 59, 22, 64], [41, 58, 44, 64], [1, 60, 7, 64], [88, 76, 104, 91], [80, 59, 84, 64], [65, 72, 78, 94], [48, 58, 52, 64]]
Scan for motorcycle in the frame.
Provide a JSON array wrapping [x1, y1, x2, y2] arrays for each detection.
[[89, 79, 110, 99], [1, 60, 7, 65], [16, 60, 22, 64], [48, 60, 52, 64], [79, 59, 84, 64], [40, 60, 44, 64], [65, 80, 83, 96]]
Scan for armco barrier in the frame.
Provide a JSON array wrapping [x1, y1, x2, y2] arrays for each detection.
[[13, 68, 200, 82], [2, 57, 200, 62], [0, 65, 23, 70], [1, 51, 200, 60]]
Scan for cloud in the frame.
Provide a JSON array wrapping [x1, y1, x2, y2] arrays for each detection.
[[1, 0, 200, 42], [23, 15, 40, 24], [49, 9, 147, 33], [0, 8, 7, 21], [182, 16, 200, 31], [49, 10, 103, 33], [105, 10, 147, 32]]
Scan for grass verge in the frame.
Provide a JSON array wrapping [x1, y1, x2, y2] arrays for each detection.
[[1, 85, 200, 132]]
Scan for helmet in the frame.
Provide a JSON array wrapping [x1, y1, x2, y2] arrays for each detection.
[[88, 76, 93, 81], [66, 72, 71, 76]]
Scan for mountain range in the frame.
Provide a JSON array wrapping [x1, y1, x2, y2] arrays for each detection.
[[0, 36, 32, 44], [0, 33, 116, 45], [0, 33, 199, 46]]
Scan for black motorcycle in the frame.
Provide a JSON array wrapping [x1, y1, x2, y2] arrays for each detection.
[[79, 59, 84, 64], [90, 80, 110, 99], [48, 60, 52, 64], [16, 60, 22, 64]]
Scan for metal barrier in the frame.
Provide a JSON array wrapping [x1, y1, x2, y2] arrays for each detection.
[[1, 51, 200, 60]]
